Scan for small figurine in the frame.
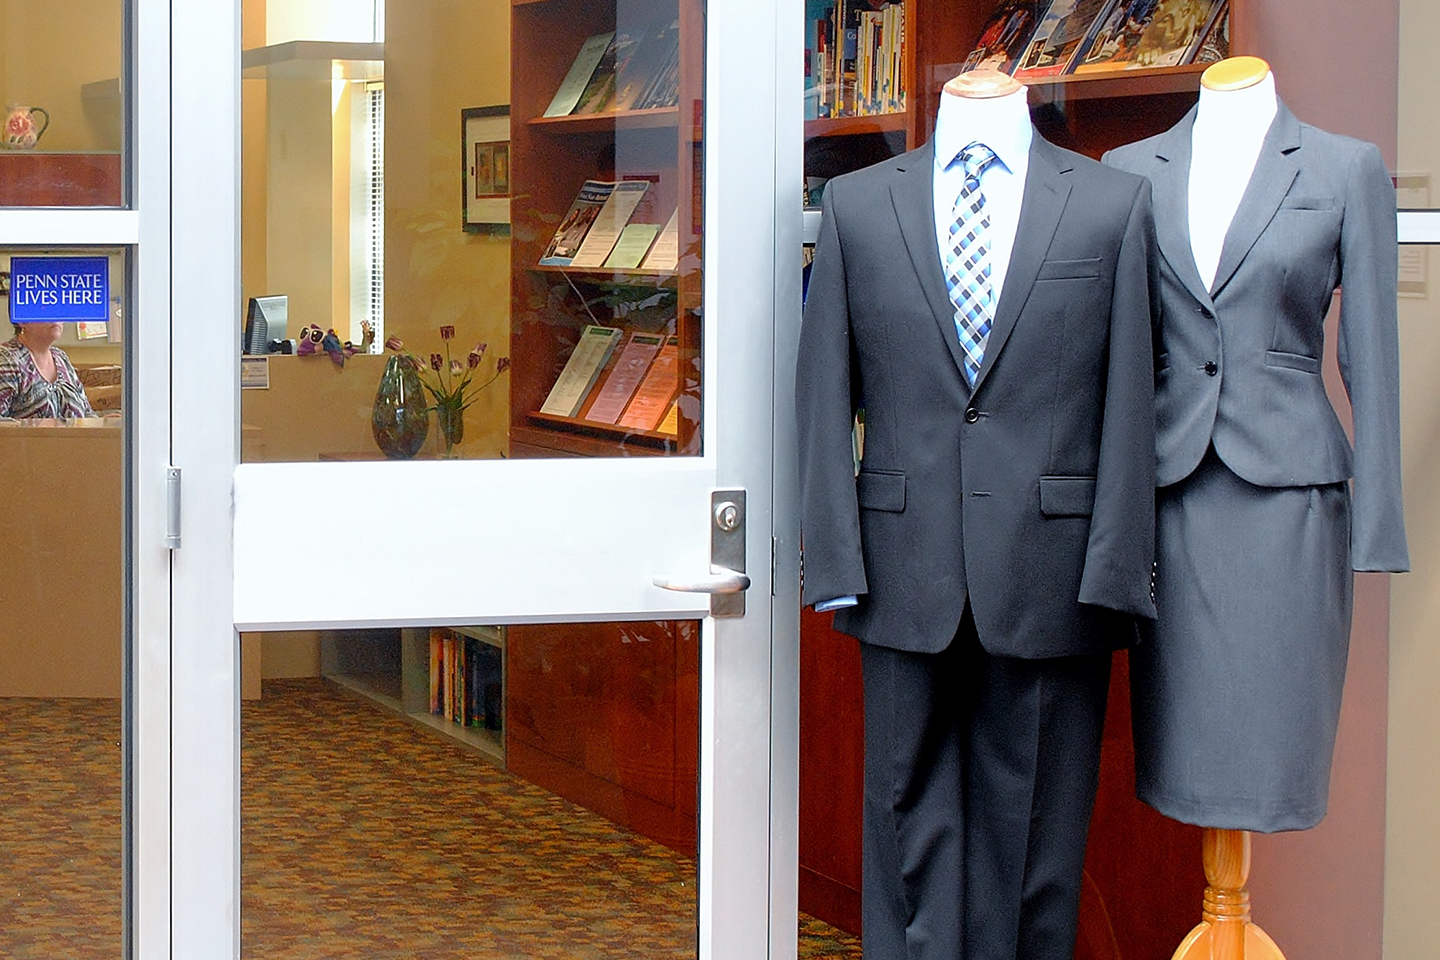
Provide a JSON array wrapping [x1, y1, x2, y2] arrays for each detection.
[[295, 324, 325, 357]]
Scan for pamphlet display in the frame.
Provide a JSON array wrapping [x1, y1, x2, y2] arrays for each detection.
[[538, 325, 623, 417]]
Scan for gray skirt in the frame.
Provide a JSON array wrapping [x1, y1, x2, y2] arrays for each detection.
[[1131, 450, 1352, 833]]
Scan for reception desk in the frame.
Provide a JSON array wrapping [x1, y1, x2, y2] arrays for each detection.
[[0, 420, 122, 697]]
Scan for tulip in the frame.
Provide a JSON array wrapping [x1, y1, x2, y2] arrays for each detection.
[[385, 334, 404, 351], [450, 359, 464, 376], [467, 350, 482, 370], [430, 353, 443, 371], [496, 356, 512, 373], [439, 325, 455, 341]]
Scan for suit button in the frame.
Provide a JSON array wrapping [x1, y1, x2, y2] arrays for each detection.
[[1204, 361, 1218, 376], [964, 407, 980, 423], [1197, 305, 1214, 318]]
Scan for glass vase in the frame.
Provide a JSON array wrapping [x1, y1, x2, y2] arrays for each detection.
[[371, 356, 429, 459], [435, 395, 465, 458]]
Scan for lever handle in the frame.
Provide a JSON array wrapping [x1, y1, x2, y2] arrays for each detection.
[[652, 567, 751, 594]]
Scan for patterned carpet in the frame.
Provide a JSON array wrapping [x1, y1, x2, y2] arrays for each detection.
[[0, 681, 860, 958], [0, 697, 124, 960]]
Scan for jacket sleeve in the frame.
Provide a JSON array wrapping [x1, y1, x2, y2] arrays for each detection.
[[1338, 141, 1410, 572], [1078, 178, 1159, 619], [796, 187, 869, 608]]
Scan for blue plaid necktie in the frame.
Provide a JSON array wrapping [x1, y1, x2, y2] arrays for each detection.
[[945, 142, 999, 387]]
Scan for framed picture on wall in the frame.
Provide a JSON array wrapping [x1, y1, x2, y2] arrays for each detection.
[[463, 105, 511, 234]]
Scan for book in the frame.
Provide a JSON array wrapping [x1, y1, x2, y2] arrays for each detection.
[[962, 0, 1045, 74], [640, 208, 680, 272], [539, 180, 616, 266], [618, 336, 680, 432], [573, 28, 645, 114], [585, 332, 665, 424], [544, 32, 615, 117], [1191, 0, 1229, 64], [539, 324, 624, 417], [1130, 0, 1225, 68], [1014, 0, 1114, 78], [1070, 0, 1174, 73], [603, 223, 662, 269], [614, 18, 681, 111], [569, 180, 650, 268]]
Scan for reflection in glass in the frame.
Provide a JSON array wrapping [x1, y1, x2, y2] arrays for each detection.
[[0, 0, 124, 206], [241, 622, 699, 958], [0, 249, 126, 957], [240, 0, 704, 462]]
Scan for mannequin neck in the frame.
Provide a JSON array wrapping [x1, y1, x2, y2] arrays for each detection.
[[1195, 71, 1277, 136], [936, 85, 1031, 148]]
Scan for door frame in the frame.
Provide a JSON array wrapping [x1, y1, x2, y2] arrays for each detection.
[[167, 2, 806, 960]]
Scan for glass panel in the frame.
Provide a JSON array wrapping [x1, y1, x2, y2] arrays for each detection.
[[0, 1, 126, 207], [240, 621, 699, 957], [240, 0, 703, 462], [0, 248, 126, 956]]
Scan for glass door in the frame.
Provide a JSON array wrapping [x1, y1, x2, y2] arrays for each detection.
[[169, 0, 802, 957]]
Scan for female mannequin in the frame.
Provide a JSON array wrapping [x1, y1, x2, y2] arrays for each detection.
[[1105, 53, 1407, 956]]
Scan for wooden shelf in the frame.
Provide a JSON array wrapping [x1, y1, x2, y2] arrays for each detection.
[[529, 107, 680, 134], [523, 411, 676, 448], [326, 674, 505, 765], [1025, 63, 1208, 102], [805, 112, 908, 139], [528, 264, 678, 285]]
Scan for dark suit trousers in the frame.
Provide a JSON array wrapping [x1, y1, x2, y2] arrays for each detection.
[[860, 610, 1111, 960]]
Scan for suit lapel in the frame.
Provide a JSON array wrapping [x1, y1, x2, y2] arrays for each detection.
[[1208, 103, 1301, 298], [889, 144, 972, 378], [969, 135, 1071, 395], [1148, 108, 1217, 309]]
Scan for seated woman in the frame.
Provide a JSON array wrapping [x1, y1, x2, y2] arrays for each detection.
[[0, 320, 96, 419]]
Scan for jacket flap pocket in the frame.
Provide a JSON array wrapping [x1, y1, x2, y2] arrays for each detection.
[[1265, 349, 1321, 374], [1039, 476, 1097, 517], [857, 470, 906, 512], [1036, 257, 1102, 281], [1280, 196, 1335, 211]]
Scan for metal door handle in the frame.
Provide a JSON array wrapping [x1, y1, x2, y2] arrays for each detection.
[[653, 568, 752, 594]]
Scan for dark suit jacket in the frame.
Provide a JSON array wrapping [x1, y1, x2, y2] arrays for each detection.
[[1104, 103, 1409, 572], [796, 132, 1159, 658]]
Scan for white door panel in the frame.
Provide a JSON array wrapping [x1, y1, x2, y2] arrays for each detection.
[[233, 459, 715, 628]]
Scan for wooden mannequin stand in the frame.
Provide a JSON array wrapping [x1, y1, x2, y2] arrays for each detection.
[[1172, 829, 1286, 960], [1167, 57, 1289, 960]]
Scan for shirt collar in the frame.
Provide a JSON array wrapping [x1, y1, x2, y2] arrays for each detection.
[[933, 89, 1033, 176]]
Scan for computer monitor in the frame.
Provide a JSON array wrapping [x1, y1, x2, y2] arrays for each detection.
[[243, 295, 288, 354]]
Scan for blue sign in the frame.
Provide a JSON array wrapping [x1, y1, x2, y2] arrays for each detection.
[[9, 256, 110, 323]]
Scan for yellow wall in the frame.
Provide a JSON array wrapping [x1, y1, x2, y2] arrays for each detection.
[[383, 0, 511, 459], [1387, 2, 1440, 953], [0, 0, 121, 152], [242, 0, 512, 460], [243, 0, 268, 301]]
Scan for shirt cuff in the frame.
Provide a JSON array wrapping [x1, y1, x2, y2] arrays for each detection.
[[814, 595, 858, 612]]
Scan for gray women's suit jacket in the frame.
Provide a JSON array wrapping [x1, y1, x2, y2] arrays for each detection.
[[1105, 103, 1409, 572], [796, 133, 1159, 659]]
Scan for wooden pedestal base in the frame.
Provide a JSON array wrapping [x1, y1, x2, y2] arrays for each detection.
[[1172, 829, 1286, 960]]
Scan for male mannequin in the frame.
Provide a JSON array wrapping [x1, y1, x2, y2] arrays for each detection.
[[796, 69, 1158, 960], [1105, 58, 1408, 833]]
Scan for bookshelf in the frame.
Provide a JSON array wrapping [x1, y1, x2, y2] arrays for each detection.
[[323, 626, 506, 764], [798, 0, 1241, 941], [509, 0, 703, 461]]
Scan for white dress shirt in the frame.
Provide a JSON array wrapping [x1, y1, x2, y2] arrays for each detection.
[[814, 87, 1033, 615], [933, 86, 1033, 307], [1189, 72, 1277, 290]]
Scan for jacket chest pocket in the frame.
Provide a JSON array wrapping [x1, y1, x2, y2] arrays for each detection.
[[1036, 257, 1102, 282]]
